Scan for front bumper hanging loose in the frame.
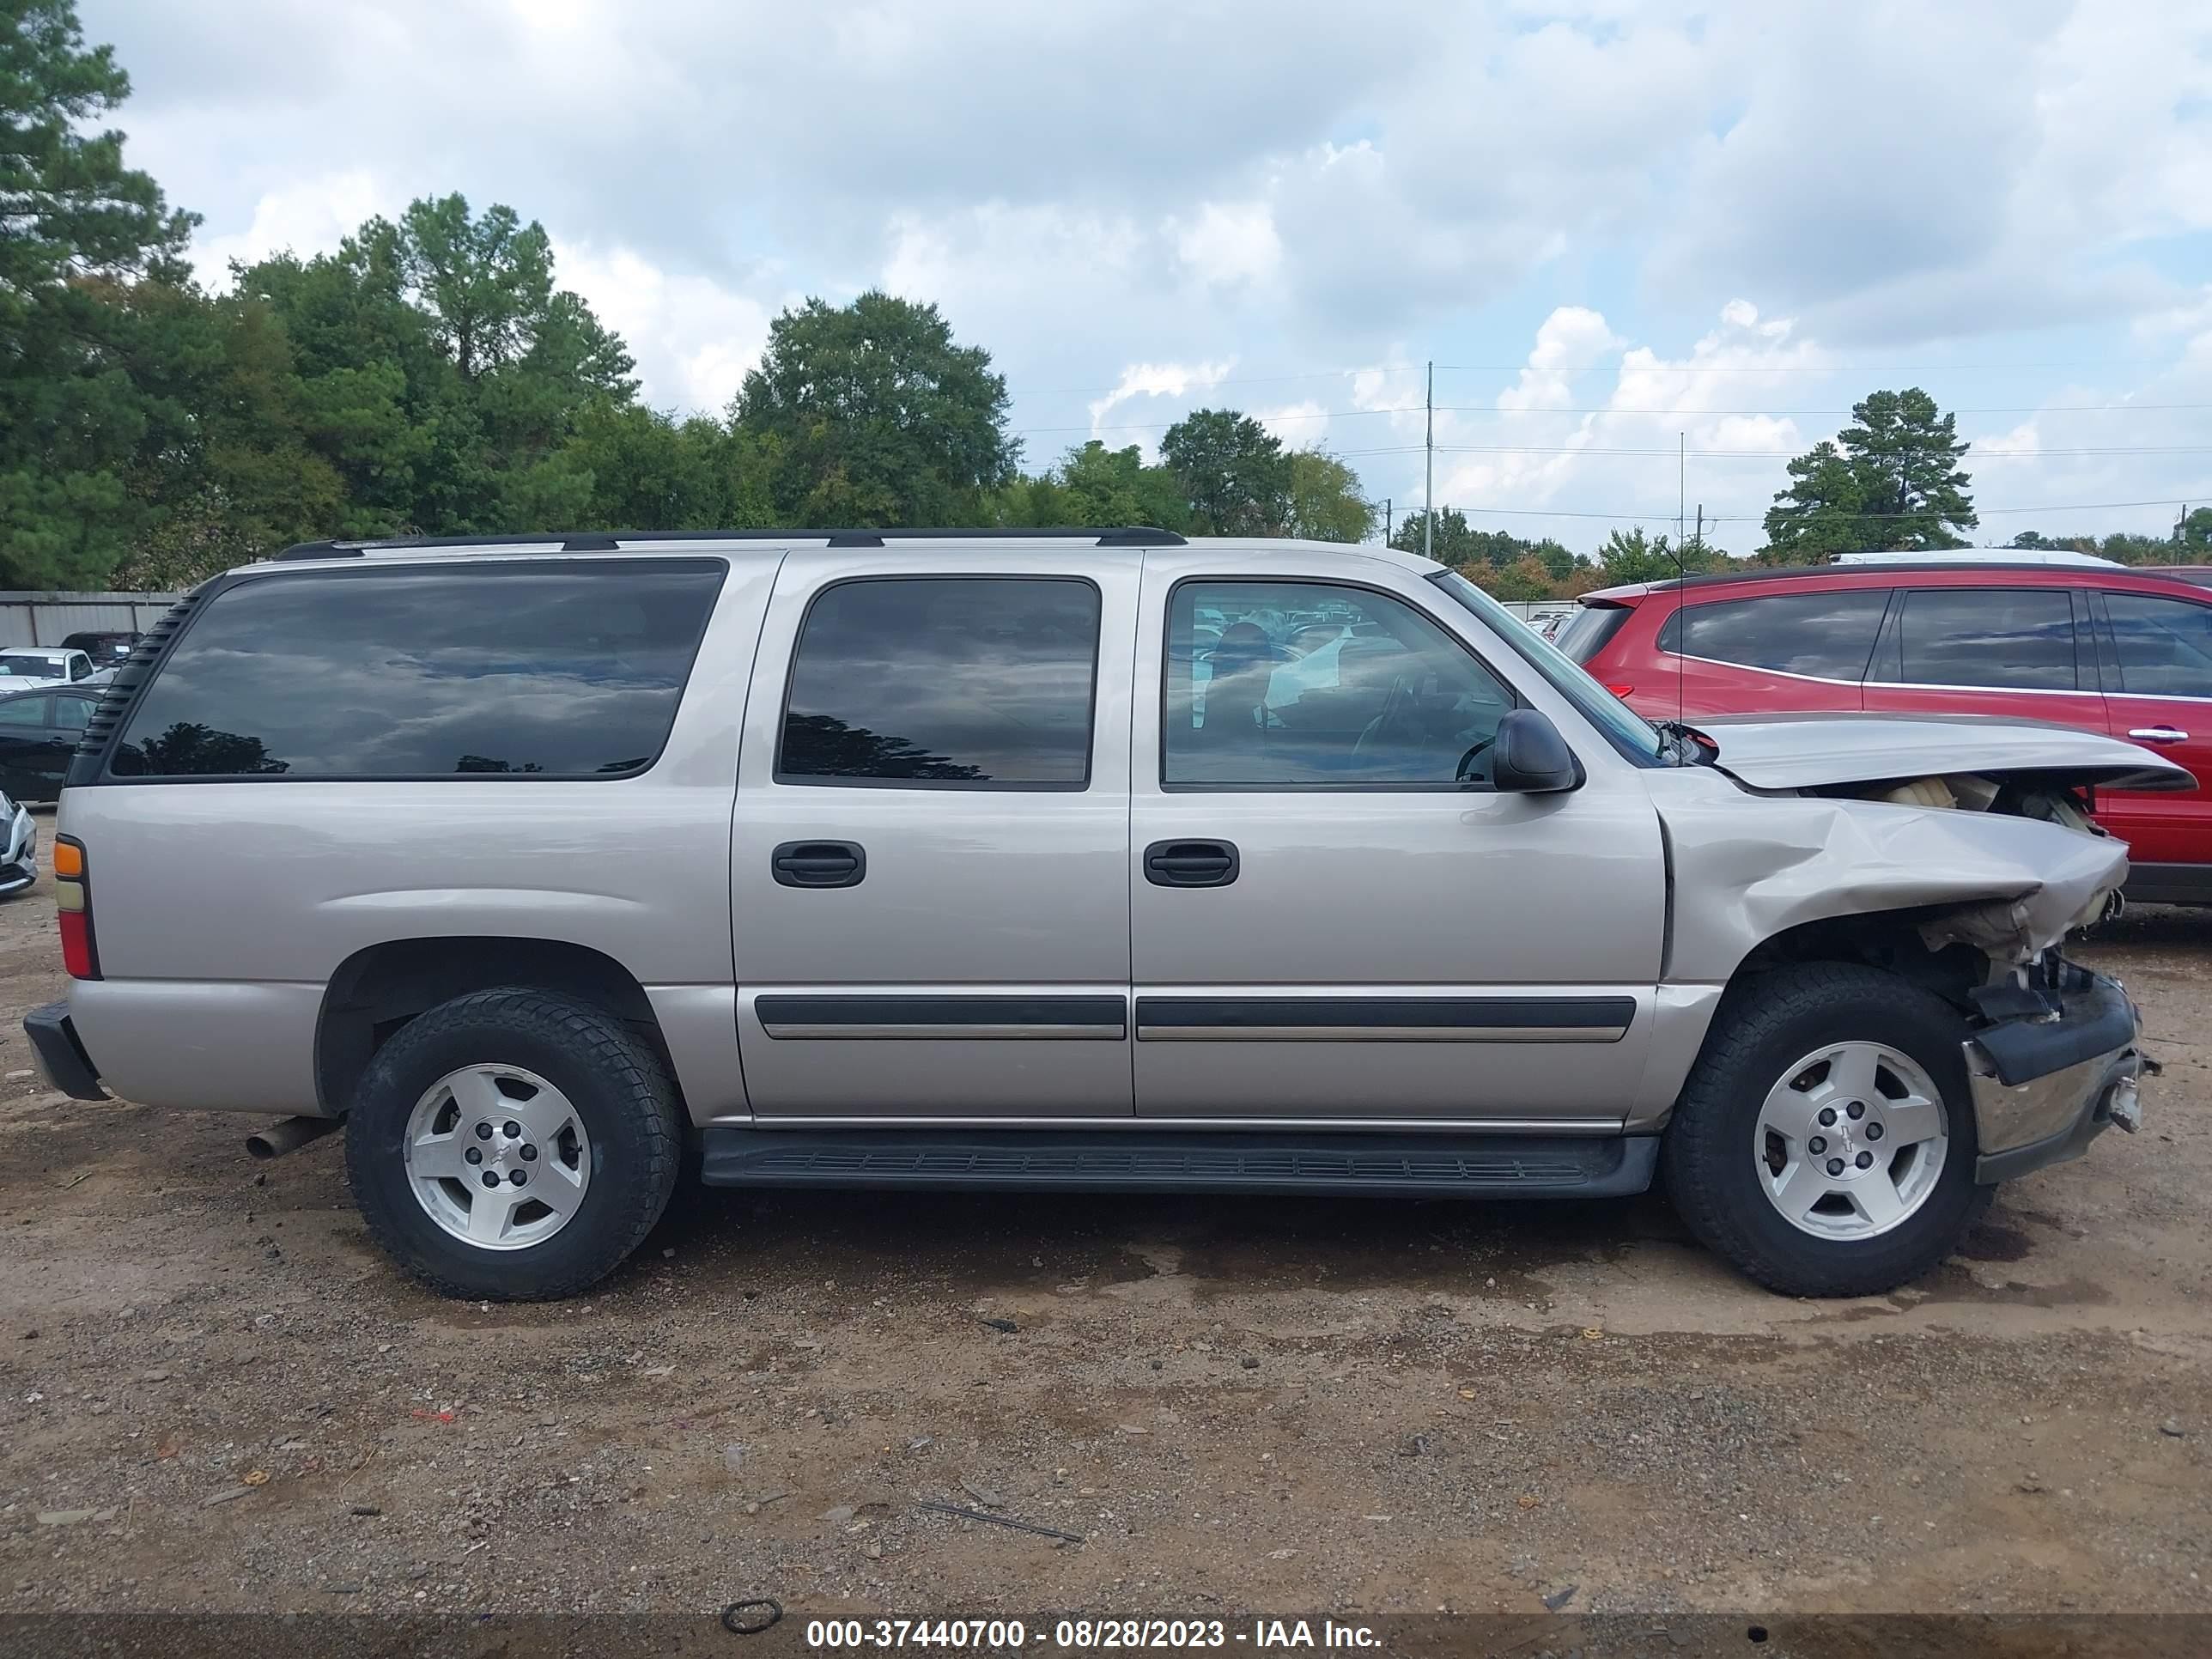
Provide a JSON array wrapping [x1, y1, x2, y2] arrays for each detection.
[[1965, 966, 2148, 1184]]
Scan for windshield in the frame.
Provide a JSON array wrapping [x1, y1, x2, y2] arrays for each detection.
[[1429, 571, 1665, 764], [0, 655, 61, 678]]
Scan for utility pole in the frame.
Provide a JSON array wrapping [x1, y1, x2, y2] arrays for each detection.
[[1692, 504, 1703, 563], [1678, 431, 1686, 551], [1424, 362, 1434, 562]]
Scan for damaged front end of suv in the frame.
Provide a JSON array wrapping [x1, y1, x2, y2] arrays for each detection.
[[1651, 713, 2185, 1192]]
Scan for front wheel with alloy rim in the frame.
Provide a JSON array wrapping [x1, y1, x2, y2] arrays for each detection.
[[345, 988, 684, 1300], [1663, 962, 1990, 1297]]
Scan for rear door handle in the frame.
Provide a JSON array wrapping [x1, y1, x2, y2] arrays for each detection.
[[1144, 839, 1240, 888], [771, 840, 866, 889], [2128, 726, 2190, 744]]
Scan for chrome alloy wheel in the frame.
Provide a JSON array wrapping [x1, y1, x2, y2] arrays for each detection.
[[402, 1065, 591, 1250], [1753, 1041, 1948, 1240]]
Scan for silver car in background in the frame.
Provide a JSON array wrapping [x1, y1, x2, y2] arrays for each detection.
[[0, 791, 35, 896]]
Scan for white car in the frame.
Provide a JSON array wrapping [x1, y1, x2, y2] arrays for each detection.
[[0, 648, 101, 691], [0, 790, 36, 896]]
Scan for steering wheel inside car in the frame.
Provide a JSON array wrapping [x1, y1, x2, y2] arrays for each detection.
[[1455, 738, 1495, 784], [1352, 674, 1415, 761]]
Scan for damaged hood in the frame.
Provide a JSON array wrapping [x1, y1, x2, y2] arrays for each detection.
[[1688, 713, 2195, 794]]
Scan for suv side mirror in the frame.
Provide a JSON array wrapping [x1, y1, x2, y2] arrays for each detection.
[[1489, 708, 1582, 793]]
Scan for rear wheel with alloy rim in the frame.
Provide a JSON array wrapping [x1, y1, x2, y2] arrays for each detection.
[[347, 988, 684, 1301], [1663, 962, 1990, 1297]]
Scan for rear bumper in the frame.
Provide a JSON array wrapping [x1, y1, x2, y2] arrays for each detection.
[[24, 1000, 106, 1101], [1965, 968, 2144, 1183]]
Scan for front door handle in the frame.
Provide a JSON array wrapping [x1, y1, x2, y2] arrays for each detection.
[[2128, 726, 2190, 744], [771, 840, 866, 889], [1144, 839, 1240, 888]]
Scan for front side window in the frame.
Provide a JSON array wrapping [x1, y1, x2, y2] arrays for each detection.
[[110, 561, 724, 779], [1165, 580, 1516, 787], [1875, 587, 2079, 691], [2104, 592, 2212, 698], [779, 578, 1101, 787], [1658, 589, 1890, 680]]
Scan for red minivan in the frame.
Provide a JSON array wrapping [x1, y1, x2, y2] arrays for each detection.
[[1563, 559, 2212, 902]]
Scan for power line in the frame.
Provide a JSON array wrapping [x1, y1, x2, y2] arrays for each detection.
[[1008, 400, 2212, 439], [1429, 442, 2212, 459], [1434, 401, 2212, 417], [1432, 360, 2181, 375], [1431, 497, 2195, 524], [1007, 359, 2188, 404]]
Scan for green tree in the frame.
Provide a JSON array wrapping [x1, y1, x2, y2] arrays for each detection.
[[1762, 440, 1872, 558], [735, 290, 1016, 526], [1595, 526, 1690, 586], [0, 0, 199, 585], [2183, 507, 2212, 554], [1764, 388, 1975, 556], [1284, 450, 1374, 543], [1054, 441, 1189, 530], [1160, 408, 1291, 536], [389, 197, 555, 383], [1388, 506, 1474, 563], [115, 283, 346, 586], [230, 196, 636, 543], [554, 403, 780, 531]]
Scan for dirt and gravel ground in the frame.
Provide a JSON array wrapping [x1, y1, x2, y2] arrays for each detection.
[[0, 832, 2205, 1633]]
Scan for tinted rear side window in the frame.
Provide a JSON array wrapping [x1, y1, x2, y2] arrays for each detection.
[[1554, 603, 1631, 664], [110, 561, 723, 780], [2104, 592, 2212, 697], [1658, 589, 1890, 680], [1878, 587, 2079, 691], [779, 577, 1101, 787]]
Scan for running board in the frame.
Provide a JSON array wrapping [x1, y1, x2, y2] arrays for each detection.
[[698, 1127, 1657, 1198]]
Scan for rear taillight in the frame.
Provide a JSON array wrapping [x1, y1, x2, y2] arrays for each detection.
[[54, 836, 98, 980], [1604, 683, 1635, 698]]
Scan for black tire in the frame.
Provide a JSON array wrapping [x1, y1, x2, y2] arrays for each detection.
[[1662, 961, 1991, 1297], [344, 988, 684, 1301]]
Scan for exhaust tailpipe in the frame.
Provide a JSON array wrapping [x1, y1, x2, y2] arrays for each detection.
[[246, 1115, 341, 1160]]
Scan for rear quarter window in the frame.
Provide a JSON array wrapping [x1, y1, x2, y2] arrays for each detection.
[[106, 560, 725, 781], [1554, 603, 1631, 664]]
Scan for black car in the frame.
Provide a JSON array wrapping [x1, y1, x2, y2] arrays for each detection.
[[60, 630, 142, 665], [0, 686, 103, 803]]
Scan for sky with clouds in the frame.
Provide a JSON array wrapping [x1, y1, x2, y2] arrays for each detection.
[[84, 0, 2212, 552]]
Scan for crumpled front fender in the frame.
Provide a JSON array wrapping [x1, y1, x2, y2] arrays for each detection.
[[1652, 774, 2130, 983]]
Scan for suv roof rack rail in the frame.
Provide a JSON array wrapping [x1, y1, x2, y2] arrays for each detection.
[[270, 527, 1188, 562], [1642, 557, 2148, 594]]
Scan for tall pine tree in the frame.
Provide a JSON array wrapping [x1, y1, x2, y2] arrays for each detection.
[[0, 0, 198, 586]]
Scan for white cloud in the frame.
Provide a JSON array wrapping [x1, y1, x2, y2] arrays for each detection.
[[192, 170, 395, 287], [1174, 201, 1283, 289], [75, 0, 2212, 544], [551, 240, 775, 413], [1971, 421, 2043, 463], [1426, 301, 1828, 545], [1086, 360, 1236, 438], [1255, 399, 1328, 448]]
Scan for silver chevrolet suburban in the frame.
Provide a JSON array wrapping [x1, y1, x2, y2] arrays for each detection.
[[24, 529, 2182, 1302]]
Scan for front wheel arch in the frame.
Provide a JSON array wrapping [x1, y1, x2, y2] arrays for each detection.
[[1661, 959, 1991, 1297]]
